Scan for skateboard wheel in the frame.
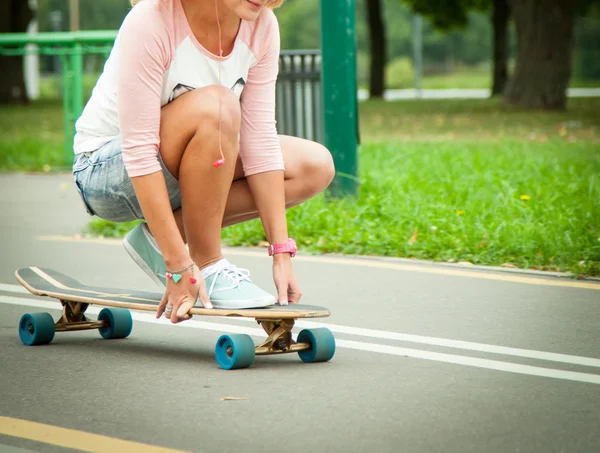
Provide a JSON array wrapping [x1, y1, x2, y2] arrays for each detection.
[[98, 308, 133, 340], [215, 334, 255, 370], [297, 328, 336, 363], [19, 313, 55, 346]]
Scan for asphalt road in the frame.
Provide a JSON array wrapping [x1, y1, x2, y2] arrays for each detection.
[[1, 173, 599, 453]]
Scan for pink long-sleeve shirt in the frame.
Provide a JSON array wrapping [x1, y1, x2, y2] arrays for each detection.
[[73, 0, 284, 177]]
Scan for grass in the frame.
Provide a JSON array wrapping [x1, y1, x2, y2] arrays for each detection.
[[359, 97, 600, 143], [419, 69, 599, 90], [218, 140, 600, 277], [1, 93, 599, 276], [0, 100, 65, 171]]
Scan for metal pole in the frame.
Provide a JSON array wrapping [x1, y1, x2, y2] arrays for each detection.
[[413, 14, 423, 98], [69, 0, 80, 31], [320, 0, 358, 196], [24, 0, 40, 100]]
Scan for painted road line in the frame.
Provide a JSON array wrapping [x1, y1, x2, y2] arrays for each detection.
[[2, 282, 599, 369], [0, 417, 189, 453], [2, 296, 599, 385], [0, 283, 28, 294], [36, 235, 600, 291], [286, 320, 600, 368], [339, 340, 600, 385]]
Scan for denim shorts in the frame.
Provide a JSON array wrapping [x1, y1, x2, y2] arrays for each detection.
[[72, 137, 181, 223]]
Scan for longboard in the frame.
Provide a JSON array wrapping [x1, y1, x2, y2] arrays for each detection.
[[15, 267, 336, 370]]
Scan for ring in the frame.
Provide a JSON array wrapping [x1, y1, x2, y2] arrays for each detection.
[[165, 304, 173, 315]]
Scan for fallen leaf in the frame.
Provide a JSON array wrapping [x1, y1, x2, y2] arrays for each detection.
[[258, 241, 269, 248], [457, 261, 473, 266], [408, 228, 419, 245], [500, 263, 517, 268], [220, 397, 250, 401]]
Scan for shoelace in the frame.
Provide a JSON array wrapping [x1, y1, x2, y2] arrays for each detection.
[[208, 264, 251, 295]]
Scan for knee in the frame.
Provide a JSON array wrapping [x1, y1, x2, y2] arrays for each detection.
[[189, 86, 241, 140], [299, 143, 336, 196]]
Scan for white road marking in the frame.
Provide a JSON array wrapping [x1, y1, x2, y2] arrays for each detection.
[[0, 283, 28, 294], [292, 320, 600, 368], [2, 295, 599, 385]]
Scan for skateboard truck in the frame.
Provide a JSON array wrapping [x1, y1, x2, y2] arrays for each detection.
[[255, 319, 310, 355], [55, 300, 105, 332]]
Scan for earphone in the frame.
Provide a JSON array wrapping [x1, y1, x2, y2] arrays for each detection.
[[214, 0, 225, 168]]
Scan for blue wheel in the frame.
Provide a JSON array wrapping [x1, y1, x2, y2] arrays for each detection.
[[19, 313, 55, 346], [297, 328, 336, 363], [98, 308, 133, 340], [215, 334, 255, 370]]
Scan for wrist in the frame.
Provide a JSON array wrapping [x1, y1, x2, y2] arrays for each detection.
[[268, 238, 297, 258], [273, 252, 292, 262], [164, 253, 192, 270]]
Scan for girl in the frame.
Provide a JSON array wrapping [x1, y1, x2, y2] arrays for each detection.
[[71, 0, 335, 323]]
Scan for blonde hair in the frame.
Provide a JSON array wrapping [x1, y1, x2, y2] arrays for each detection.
[[130, 0, 285, 8]]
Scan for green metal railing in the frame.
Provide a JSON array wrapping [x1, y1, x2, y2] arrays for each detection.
[[0, 31, 117, 165]]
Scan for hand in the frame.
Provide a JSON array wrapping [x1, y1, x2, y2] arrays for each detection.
[[272, 254, 301, 305], [156, 263, 213, 323]]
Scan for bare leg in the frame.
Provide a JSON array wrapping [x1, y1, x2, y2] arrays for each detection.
[[158, 86, 240, 269], [170, 135, 335, 238]]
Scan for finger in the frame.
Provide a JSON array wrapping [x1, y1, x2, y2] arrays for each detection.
[[174, 298, 195, 323], [198, 282, 213, 309], [157, 292, 168, 319], [276, 280, 289, 306], [288, 277, 302, 304]]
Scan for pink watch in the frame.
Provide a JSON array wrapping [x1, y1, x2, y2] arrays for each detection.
[[268, 238, 297, 257]]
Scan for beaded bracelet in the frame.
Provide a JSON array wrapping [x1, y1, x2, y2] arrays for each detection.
[[166, 263, 197, 284]]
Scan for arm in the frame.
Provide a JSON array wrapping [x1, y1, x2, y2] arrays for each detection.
[[239, 11, 287, 246], [246, 171, 288, 245], [240, 12, 300, 303], [117, 5, 189, 269]]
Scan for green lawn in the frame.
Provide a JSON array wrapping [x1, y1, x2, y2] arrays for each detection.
[[0, 100, 65, 171], [1, 97, 599, 276], [419, 69, 599, 90]]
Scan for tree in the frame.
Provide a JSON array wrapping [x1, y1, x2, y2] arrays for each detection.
[[400, 0, 509, 96], [366, 0, 386, 98], [405, 0, 597, 109], [491, 0, 510, 95], [504, 0, 574, 109], [0, 0, 34, 103]]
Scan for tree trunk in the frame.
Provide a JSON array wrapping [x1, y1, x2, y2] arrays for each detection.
[[366, 0, 386, 98], [0, 0, 34, 104], [504, 0, 574, 110], [491, 0, 510, 96]]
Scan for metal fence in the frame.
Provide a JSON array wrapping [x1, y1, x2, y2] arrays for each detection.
[[276, 49, 323, 144], [0, 31, 323, 165]]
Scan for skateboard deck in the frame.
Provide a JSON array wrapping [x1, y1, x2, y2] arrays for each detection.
[[15, 267, 336, 369]]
